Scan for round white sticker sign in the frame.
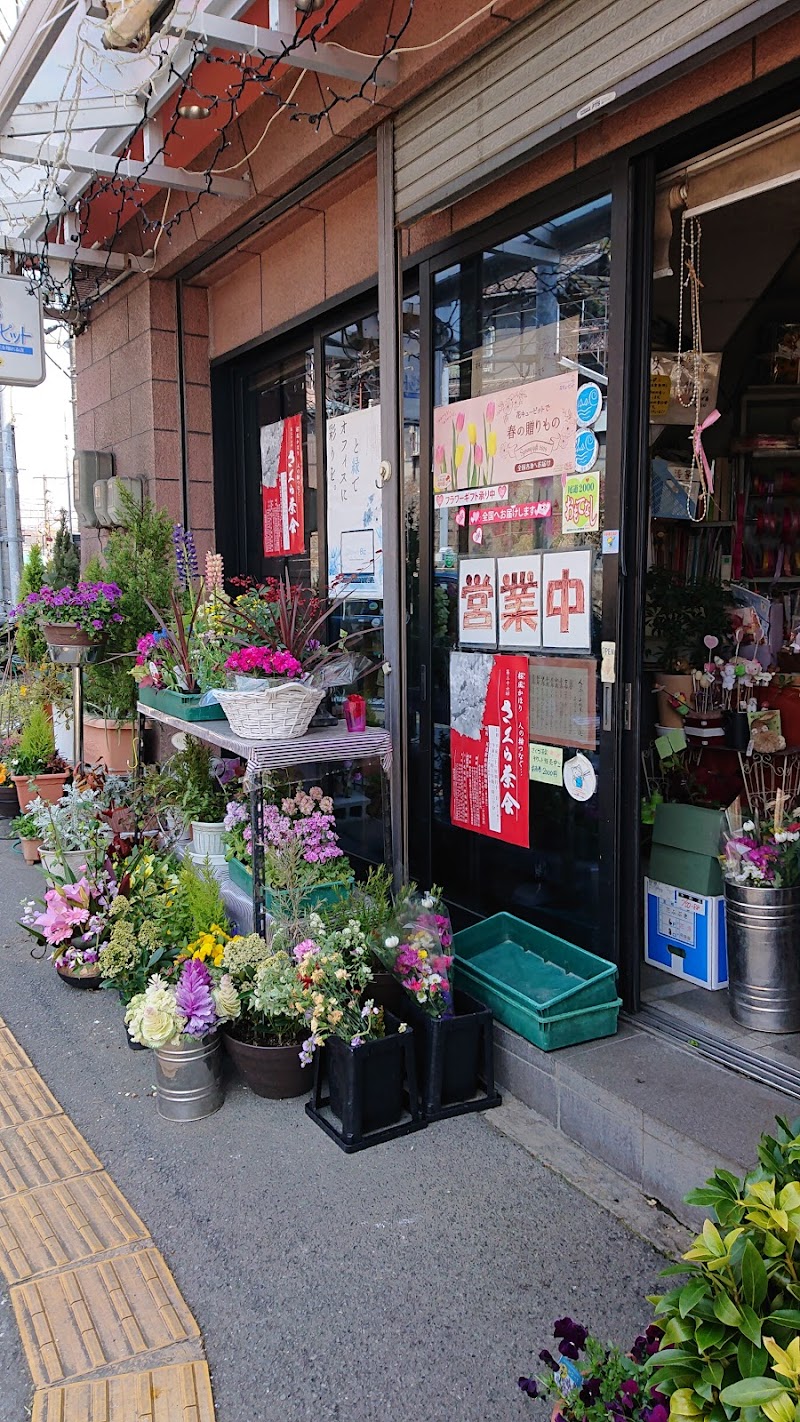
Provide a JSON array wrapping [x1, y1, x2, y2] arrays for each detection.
[[563, 753, 597, 801]]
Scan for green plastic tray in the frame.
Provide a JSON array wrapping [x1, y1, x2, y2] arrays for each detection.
[[226, 858, 351, 914], [454, 912, 620, 1052], [138, 687, 226, 721]]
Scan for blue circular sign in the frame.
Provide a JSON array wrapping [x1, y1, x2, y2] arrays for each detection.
[[575, 429, 599, 472], [576, 382, 603, 427]]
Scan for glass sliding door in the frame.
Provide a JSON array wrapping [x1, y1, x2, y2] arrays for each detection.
[[412, 195, 617, 954]]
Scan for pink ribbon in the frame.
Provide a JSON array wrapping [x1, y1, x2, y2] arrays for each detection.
[[693, 408, 720, 494]]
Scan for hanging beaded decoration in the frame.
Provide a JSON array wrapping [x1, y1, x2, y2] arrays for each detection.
[[676, 215, 710, 522]]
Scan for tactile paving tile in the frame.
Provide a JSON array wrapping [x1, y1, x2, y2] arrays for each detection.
[[0, 1171, 151, 1282], [0, 1069, 62, 1130], [31, 1360, 216, 1422], [0, 1115, 102, 1199], [13, 1248, 202, 1385], [0, 1026, 33, 1073]]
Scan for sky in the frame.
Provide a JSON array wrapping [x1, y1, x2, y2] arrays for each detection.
[[3, 327, 75, 557]]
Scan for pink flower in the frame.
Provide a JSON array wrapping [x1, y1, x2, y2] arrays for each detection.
[[455, 412, 465, 433], [485, 400, 495, 423]]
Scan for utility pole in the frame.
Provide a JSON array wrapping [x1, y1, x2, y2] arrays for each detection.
[[0, 386, 23, 606]]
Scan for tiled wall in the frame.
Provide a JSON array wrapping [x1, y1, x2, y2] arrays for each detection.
[[75, 279, 214, 560]]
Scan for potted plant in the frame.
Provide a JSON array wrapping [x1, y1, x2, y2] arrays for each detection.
[[162, 737, 233, 858], [26, 785, 114, 881], [11, 810, 43, 864], [220, 933, 312, 1098], [0, 753, 18, 817], [646, 569, 729, 729], [19, 870, 115, 987], [649, 1116, 800, 1422], [10, 579, 123, 658], [9, 705, 70, 809], [134, 533, 228, 722], [125, 955, 241, 1120], [298, 924, 422, 1150], [721, 808, 800, 1032], [226, 784, 352, 914], [518, 1317, 665, 1414]]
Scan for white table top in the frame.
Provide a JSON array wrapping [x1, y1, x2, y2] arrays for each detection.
[[137, 703, 393, 771]]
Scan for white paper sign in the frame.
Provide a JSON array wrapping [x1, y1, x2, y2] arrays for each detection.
[[0, 276, 44, 386], [541, 549, 593, 650], [458, 558, 497, 647], [326, 404, 382, 599], [496, 555, 542, 650], [563, 752, 597, 801]]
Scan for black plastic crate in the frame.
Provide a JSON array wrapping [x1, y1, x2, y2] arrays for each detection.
[[305, 1012, 424, 1153], [400, 989, 501, 1122]]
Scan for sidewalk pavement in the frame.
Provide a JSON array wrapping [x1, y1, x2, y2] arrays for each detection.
[[0, 839, 670, 1422]]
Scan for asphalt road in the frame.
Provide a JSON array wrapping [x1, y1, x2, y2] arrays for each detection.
[[0, 835, 667, 1422]]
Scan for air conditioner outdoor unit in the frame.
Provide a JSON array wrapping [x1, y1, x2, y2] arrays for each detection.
[[73, 450, 113, 528]]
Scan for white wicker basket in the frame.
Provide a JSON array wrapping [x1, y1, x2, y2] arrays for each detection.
[[215, 683, 324, 740]]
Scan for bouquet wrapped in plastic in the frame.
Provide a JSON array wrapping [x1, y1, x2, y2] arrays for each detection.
[[373, 887, 454, 1018]]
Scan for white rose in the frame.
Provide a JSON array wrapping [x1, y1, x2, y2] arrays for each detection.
[[384, 935, 399, 949]]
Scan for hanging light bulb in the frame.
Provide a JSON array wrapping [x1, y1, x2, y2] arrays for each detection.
[[295, 0, 326, 11]]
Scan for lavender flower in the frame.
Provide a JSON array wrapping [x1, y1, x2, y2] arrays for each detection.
[[172, 524, 188, 589]]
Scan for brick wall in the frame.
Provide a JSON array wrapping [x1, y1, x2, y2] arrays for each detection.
[[75, 278, 213, 560]]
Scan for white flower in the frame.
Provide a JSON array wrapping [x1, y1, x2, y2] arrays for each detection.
[[384, 935, 399, 950], [742, 821, 755, 833], [421, 894, 434, 909]]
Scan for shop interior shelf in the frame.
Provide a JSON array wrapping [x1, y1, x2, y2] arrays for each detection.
[[453, 912, 621, 1052]]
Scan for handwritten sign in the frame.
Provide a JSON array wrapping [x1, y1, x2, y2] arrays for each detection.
[[497, 555, 541, 650], [528, 656, 598, 751], [326, 405, 382, 599], [260, 414, 304, 557], [433, 373, 578, 492], [529, 742, 564, 785], [541, 549, 593, 650], [562, 473, 600, 533], [457, 558, 496, 647], [450, 651, 529, 846]]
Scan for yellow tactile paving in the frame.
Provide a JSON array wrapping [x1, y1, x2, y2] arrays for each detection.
[[12, 1247, 203, 1385], [0, 1114, 103, 1198], [0, 1171, 151, 1282], [0, 1068, 62, 1130], [30, 1360, 217, 1422], [0, 1025, 33, 1072]]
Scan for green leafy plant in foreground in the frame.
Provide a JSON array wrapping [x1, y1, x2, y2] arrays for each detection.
[[649, 1116, 800, 1422]]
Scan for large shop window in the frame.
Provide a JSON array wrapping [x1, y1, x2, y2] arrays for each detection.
[[245, 348, 317, 586], [422, 196, 613, 952]]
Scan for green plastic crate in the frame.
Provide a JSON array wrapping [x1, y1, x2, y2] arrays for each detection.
[[453, 912, 621, 1052], [138, 687, 226, 721], [226, 858, 352, 914]]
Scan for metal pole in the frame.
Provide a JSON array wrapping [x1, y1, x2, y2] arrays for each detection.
[[0, 386, 23, 603], [71, 663, 84, 770]]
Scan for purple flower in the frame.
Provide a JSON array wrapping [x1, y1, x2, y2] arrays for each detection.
[[350, 1035, 363, 1048], [554, 1319, 588, 1355], [174, 958, 216, 1037], [518, 1377, 539, 1398], [580, 1379, 602, 1405], [538, 1350, 557, 1369]]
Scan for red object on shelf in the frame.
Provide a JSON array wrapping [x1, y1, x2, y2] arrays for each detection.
[[344, 695, 367, 733]]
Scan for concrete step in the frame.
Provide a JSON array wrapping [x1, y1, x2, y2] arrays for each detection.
[[493, 1018, 799, 1227]]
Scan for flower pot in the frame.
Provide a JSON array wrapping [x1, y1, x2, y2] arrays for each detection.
[[725, 882, 800, 1032], [655, 673, 694, 728], [398, 989, 501, 1121], [190, 821, 226, 857], [39, 847, 91, 880], [368, 970, 406, 1018], [83, 716, 134, 773], [137, 687, 226, 722], [0, 782, 19, 818], [223, 1030, 312, 1098], [154, 1034, 224, 1120], [684, 709, 725, 747], [43, 623, 94, 648], [43, 625, 105, 666], [306, 1012, 423, 1152], [19, 836, 43, 864], [226, 858, 351, 915], [56, 964, 102, 989], [12, 773, 69, 811], [723, 709, 751, 750]]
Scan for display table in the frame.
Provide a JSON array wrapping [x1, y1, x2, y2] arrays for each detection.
[[137, 702, 393, 934]]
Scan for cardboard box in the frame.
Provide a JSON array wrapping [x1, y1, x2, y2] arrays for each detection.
[[649, 803, 725, 896], [645, 878, 728, 990]]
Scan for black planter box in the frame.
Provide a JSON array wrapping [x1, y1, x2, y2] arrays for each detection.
[[305, 1012, 424, 1153], [400, 989, 501, 1122]]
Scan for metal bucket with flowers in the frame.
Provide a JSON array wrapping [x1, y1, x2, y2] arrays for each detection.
[[10, 581, 124, 665]]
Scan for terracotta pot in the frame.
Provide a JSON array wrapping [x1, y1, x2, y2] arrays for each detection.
[[19, 836, 42, 864], [12, 773, 69, 810], [655, 673, 694, 729], [223, 1030, 312, 1099], [83, 716, 135, 773], [43, 623, 93, 648]]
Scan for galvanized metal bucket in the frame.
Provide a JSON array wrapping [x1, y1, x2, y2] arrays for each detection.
[[154, 1034, 224, 1121], [725, 883, 800, 1033]]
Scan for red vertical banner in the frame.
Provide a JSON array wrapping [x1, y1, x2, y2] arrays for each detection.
[[261, 413, 305, 556], [450, 652, 529, 847]]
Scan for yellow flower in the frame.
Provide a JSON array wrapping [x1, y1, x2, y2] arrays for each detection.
[[487, 431, 497, 457], [18, 686, 27, 697], [419, 950, 428, 959], [0, 765, 7, 786], [454, 445, 465, 469], [467, 422, 477, 446]]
